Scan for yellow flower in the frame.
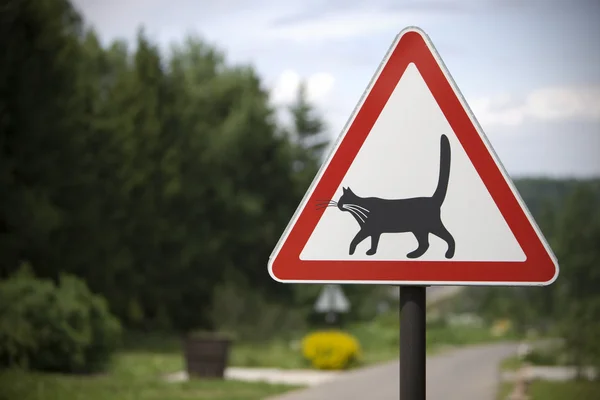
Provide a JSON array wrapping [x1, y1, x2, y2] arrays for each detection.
[[301, 330, 362, 370]]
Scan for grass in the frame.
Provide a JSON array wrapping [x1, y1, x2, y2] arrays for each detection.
[[0, 350, 299, 400], [0, 369, 297, 400], [121, 332, 309, 370], [528, 380, 600, 399], [500, 355, 524, 371], [346, 310, 399, 365], [496, 382, 513, 400], [497, 380, 600, 400]]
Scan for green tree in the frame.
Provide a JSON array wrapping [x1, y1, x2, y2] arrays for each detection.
[[287, 82, 330, 195], [0, 0, 341, 335], [0, 0, 86, 278], [552, 184, 600, 375], [289, 82, 330, 161]]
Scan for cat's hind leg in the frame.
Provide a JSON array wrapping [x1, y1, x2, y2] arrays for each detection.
[[366, 233, 381, 256], [349, 229, 369, 255], [406, 231, 430, 259], [431, 223, 455, 259]]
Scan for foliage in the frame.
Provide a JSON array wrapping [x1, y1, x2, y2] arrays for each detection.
[[287, 81, 330, 167], [209, 282, 306, 342], [552, 184, 600, 374], [500, 343, 572, 371], [0, 266, 122, 373], [301, 330, 362, 370], [513, 178, 600, 220], [0, 0, 328, 333], [522, 348, 568, 367]]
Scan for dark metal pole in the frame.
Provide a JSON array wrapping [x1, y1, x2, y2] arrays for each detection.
[[400, 286, 426, 400]]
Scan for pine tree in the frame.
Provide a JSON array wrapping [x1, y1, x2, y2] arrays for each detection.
[[289, 82, 330, 164]]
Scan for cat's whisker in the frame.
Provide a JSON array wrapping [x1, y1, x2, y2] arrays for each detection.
[[346, 205, 368, 220], [315, 201, 337, 207], [343, 205, 365, 223], [347, 203, 369, 213], [346, 203, 367, 212], [348, 209, 365, 223], [344, 204, 369, 220], [315, 204, 337, 210]]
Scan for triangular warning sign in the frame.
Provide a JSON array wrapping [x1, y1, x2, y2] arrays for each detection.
[[268, 27, 559, 286]]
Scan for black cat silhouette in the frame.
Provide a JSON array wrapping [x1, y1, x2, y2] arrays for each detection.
[[316, 134, 455, 259]]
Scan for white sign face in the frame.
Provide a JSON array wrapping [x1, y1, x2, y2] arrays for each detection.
[[300, 63, 525, 262]]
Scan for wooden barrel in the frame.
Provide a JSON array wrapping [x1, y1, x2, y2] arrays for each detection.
[[182, 335, 232, 379]]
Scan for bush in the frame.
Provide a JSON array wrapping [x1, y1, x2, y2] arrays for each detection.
[[209, 282, 306, 342], [0, 267, 122, 373], [522, 343, 571, 367], [301, 330, 361, 370]]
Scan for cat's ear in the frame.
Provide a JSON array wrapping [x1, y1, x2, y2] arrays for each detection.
[[342, 187, 347, 193]]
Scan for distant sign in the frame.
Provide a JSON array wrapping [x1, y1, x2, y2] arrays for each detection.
[[268, 27, 558, 286], [314, 284, 350, 314]]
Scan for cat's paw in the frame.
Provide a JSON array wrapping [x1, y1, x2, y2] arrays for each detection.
[[406, 251, 422, 259], [349, 247, 356, 255], [366, 248, 376, 256]]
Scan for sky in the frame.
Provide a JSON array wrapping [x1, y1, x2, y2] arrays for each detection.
[[72, 0, 600, 178]]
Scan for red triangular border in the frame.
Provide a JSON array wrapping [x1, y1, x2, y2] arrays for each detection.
[[269, 27, 558, 286]]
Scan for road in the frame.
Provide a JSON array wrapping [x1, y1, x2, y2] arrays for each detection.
[[266, 342, 518, 400]]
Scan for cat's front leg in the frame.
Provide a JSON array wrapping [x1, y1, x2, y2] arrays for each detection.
[[349, 229, 368, 255]]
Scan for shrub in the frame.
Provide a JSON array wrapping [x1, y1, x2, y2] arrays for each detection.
[[0, 267, 122, 373], [209, 282, 306, 342], [523, 344, 570, 367], [301, 330, 361, 370]]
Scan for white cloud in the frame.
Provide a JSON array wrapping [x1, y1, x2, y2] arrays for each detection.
[[527, 87, 600, 120], [470, 85, 600, 127], [306, 73, 336, 103], [270, 70, 301, 105], [270, 70, 335, 105]]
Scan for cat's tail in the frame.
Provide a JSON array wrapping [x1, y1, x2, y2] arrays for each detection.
[[432, 134, 451, 205]]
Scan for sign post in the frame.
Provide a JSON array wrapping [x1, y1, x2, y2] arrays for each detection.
[[400, 286, 426, 399], [268, 26, 559, 400]]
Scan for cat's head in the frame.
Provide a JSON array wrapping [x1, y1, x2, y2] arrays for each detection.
[[337, 186, 357, 211]]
